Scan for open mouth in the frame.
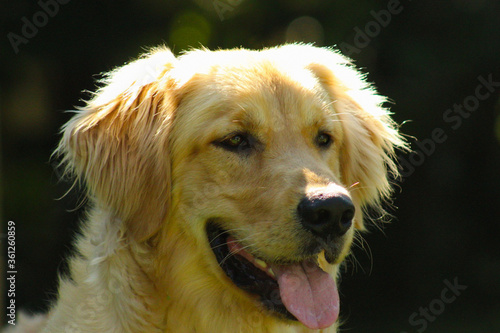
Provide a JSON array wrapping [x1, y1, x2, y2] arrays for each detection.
[[206, 222, 340, 330]]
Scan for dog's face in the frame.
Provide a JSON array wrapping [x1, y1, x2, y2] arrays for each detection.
[[170, 64, 356, 328], [173, 61, 352, 257], [58, 44, 405, 330]]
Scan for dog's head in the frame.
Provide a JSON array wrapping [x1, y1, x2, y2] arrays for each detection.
[[58, 44, 405, 330]]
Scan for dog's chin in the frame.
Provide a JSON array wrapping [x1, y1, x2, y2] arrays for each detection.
[[206, 221, 341, 330], [206, 222, 295, 321]]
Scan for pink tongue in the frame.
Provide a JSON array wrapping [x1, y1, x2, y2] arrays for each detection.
[[271, 260, 339, 330]]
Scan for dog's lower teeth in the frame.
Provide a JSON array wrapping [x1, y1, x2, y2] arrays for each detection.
[[255, 259, 268, 269]]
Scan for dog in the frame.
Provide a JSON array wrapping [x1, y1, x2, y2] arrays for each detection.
[[13, 44, 406, 332]]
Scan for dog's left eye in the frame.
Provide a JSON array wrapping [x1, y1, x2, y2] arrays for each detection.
[[315, 132, 333, 149]]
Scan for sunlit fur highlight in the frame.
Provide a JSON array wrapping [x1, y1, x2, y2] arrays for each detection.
[[12, 44, 406, 333]]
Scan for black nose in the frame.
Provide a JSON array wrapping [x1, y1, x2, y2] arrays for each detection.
[[297, 194, 355, 239]]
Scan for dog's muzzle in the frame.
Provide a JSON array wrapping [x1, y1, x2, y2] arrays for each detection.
[[206, 186, 355, 330]]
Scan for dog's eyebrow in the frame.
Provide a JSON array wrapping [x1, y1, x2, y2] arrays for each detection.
[[228, 106, 266, 132], [297, 103, 332, 130]]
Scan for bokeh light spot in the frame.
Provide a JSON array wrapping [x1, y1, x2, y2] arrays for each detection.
[[286, 16, 324, 45], [169, 11, 211, 51]]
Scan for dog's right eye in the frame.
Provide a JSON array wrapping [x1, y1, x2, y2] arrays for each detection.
[[216, 133, 252, 153]]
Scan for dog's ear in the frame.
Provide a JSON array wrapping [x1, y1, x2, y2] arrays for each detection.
[[303, 46, 407, 229], [57, 47, 178, 241]]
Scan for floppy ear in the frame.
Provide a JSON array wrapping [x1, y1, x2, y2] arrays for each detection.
[[57, 47, 178, 241], [304, 47, 407, 229]]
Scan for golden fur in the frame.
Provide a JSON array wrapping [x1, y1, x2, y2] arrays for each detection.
[[16, 44, 405, 332]]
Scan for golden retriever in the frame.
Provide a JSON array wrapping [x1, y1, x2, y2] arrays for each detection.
[[14, 44, 406, 332]]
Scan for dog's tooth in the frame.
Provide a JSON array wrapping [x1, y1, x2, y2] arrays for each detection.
[[267, 268, 276, 278], [254, 259, 268, 269]]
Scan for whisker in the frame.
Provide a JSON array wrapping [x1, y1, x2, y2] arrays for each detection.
[[348, 182, 360, 189], [219, 242, 256, 267], [347, 251, 363, 275], [208, 227, 246, 246], [348, 185, 371, 192], [209, 230, 255, 251], [349, 232, 373, 275]]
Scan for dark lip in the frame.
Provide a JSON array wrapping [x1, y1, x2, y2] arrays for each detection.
[[206, 222, 297, 321]]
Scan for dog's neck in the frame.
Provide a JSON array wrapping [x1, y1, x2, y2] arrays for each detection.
[[42, 209, 165, 332]]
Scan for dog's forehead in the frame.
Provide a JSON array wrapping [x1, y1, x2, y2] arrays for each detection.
[[228, 75, 332, 132], [186, 65, 335, 128]]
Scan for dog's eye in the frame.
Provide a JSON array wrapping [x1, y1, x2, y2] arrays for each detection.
[[217, 133, 252, 153], [316, 132, 333, 149]]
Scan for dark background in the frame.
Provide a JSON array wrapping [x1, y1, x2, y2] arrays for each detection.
[[2, 0, 499, 332]]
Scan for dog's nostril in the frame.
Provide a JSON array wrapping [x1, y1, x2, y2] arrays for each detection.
[[340, 209, 354, 226], [339, 208, 354, 234], [298, 194, 355, 239]]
